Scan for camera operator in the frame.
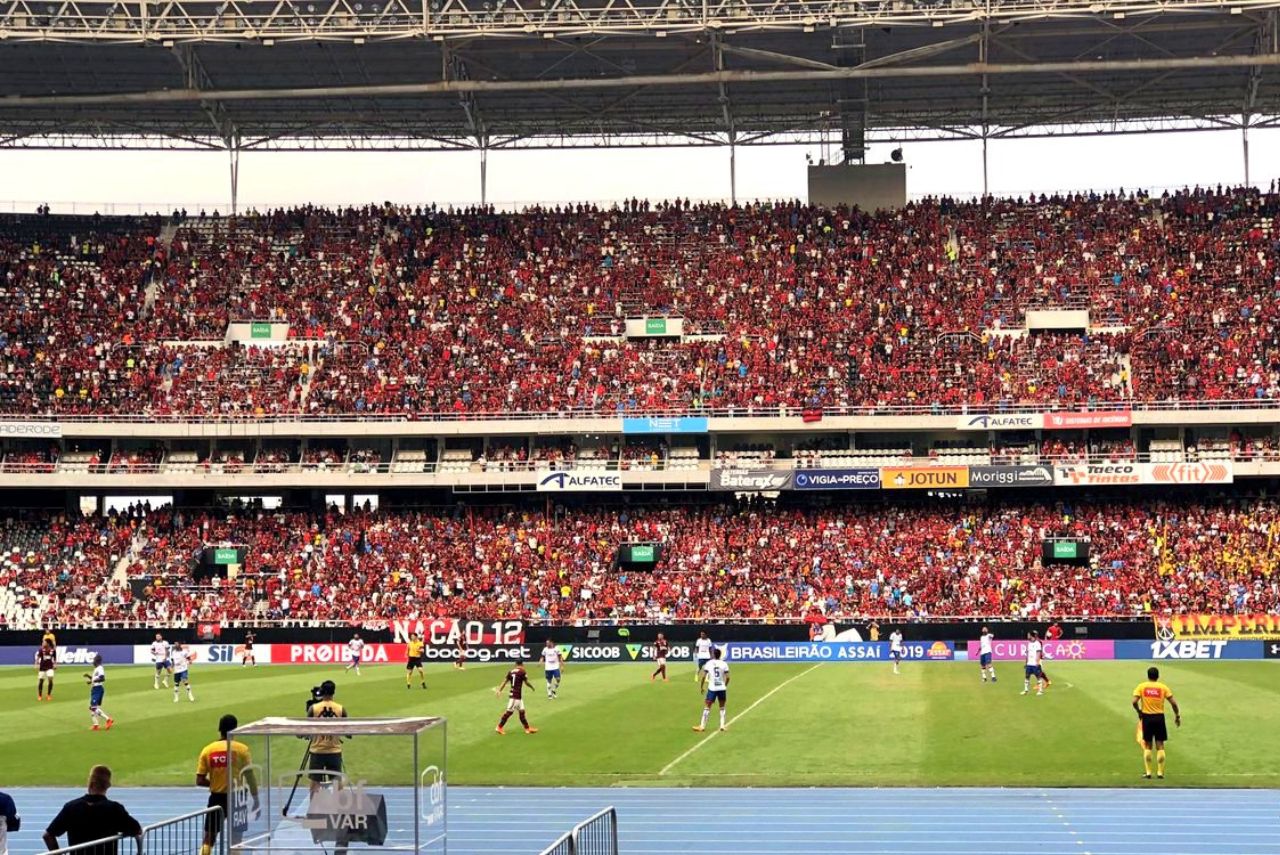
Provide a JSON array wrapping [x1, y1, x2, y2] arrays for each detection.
[[306, 680, 347, 796], [1, 786, 19, 855]]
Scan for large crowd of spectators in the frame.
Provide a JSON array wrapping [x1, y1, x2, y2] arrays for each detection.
[[3, 496, 1277, 628], [1, 185, 1278, 416]]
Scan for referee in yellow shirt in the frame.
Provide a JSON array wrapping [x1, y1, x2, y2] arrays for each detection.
[[196, 715, 259, 855], [406, 633, 427, 690], [1131, 666, 1181, 780]]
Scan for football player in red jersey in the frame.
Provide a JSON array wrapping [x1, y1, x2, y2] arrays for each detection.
[[494, 660, 538, 735], [651, 634, 670, 683], [454, 635, 467, 671], [35, 640, 57, 701]]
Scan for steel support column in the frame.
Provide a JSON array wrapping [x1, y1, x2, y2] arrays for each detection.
[[713, 34, 737, 205], [228, 142, 240, 215]]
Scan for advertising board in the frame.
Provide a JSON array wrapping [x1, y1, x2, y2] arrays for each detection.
[[967, 465, 1054, 487], [1, 645, 134, 666], [535, 471, 623, 492], [963, 639, 1115, 661], [621, 416, 708, 434], [132, 643, 273, 665], [1116, 640, 1264, 660], [709, 469, 794, 491], [1042, 411, 1133, 430], [791, 468, 881, 490], [956, 414, 1041, 431], [881, 467, 969, 490], [720, 641, 954, 662], [1153, 613, 1280, 641]]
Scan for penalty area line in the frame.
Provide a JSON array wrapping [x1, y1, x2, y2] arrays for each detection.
[[659, 663, 823, 777]]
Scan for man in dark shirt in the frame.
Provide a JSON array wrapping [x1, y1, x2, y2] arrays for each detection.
[[43, 766, 142, 855]]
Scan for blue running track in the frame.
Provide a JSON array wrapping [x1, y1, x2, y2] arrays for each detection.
[[5, 787, 1277, 855]]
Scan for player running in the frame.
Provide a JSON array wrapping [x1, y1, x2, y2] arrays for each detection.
[[84, 654, 113, 731], [242, 631, 257, 667], [693, 647, 730, 732], [978, 627, 997, 683], [651, 633, 670, 683], [1021, 632, 1046, 696], [151, 633, 172, 689], [494, 660, 538, 735], [889, 629, 905, 675], [344, 633, 365, 675], [406, 633, 427, 690], [541, 640, 562, 700], [35, 639, 56, 701], [1133, 666, 1181, 780], [172, 643, 196, 703], [694, 631, 713, 683]]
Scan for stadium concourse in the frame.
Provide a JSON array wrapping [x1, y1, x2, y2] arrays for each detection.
[[2, 495, 1280, 628], [0, 185, 1278, 418]]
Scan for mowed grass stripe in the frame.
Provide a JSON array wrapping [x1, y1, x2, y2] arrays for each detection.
[[662, 661, 930, 786], [1, 661, 1277, 788]]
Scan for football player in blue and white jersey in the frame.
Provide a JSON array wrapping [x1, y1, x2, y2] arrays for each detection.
[[693, 648, 730, 733], [84, 654, 113, 731], [541, 640, 563, 700], [1022, 632, 1046, 696], [889, 629, 905, 675], [151, 633, 172, 689], [693, 632, 713, 683], [979, 627, 997, 683], [171, 643, 195, 703]]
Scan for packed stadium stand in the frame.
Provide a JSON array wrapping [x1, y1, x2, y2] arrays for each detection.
[[2, 495, 1278, 630], [3, 188, 1280, 634], [2, 185, 1278, 418]]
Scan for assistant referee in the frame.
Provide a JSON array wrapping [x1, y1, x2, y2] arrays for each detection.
[[1131, 666, 1181, 780], [196, 715, 259, 855]]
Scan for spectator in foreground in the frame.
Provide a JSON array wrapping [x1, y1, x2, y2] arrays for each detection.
[[42, 766, 142, 855], [0, 787, 19, 855]]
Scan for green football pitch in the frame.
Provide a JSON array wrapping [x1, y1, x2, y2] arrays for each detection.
[[2, 660, 1276, 789]]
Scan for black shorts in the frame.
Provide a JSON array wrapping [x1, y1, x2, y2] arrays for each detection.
[[205, 792, 229, 838], [406, 657, 422, 670], [308, 752, 344, 783], [1140, 713, 1169, 745]]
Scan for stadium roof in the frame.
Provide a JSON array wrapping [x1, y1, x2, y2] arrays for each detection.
[[0, 0, 1277, 151]]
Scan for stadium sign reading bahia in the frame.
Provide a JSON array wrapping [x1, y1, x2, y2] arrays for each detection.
[[535, 471, 623, 492]]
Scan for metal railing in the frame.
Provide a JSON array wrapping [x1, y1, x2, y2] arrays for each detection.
[[141, 807, 223, 855], [539, 807, 619, 855], [1, 614, 1177, 631], [44, 836, 140, 855], [2, 451, 1275, 476], [5, 397, 1280, 424]]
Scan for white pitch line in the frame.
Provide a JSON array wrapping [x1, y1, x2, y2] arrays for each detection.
[[659, 663, 823, 776]]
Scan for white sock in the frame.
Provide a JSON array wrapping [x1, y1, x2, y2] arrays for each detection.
[[699, 708, 709, 727], [990, 667, 996, 679], [719, 709, 726, 728], [98, 707, 109, 720], [1024, 679, 1030, 692]]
